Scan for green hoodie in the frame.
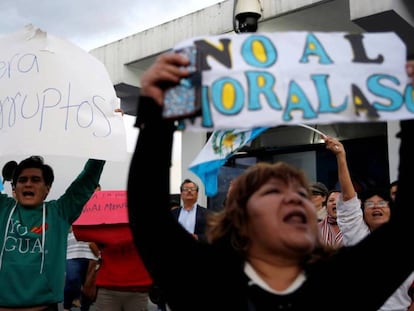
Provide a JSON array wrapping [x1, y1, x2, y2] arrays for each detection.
[[0, 158, 105, 307]]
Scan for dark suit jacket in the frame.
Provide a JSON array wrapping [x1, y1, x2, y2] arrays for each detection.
[[171, 204, 208, 242]]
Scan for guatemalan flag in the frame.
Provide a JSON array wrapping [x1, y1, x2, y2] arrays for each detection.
[[189, 127, 268, 196]]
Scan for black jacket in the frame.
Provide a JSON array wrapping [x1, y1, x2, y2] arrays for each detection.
[[127, 96, 414, 311], [171, 204, 208, 242]]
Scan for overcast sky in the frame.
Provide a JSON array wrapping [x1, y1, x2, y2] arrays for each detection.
[[0, 0, 223, 51], [0, 1, 227, 194], [0, 1, 227, 155]]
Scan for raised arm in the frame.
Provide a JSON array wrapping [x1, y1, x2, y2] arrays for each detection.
[[58, 158, 105, 223], [324, 135, 369, 245], [324, 136, 355, 201], [127, 52, 204, 285]]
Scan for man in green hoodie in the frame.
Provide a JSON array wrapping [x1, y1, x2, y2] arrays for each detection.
[[0, 156, 105, 310]]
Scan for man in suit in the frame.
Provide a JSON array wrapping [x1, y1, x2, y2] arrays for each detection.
[[171, 178, 208, 242]]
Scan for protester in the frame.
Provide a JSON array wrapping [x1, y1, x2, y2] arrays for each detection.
[[0, 156, 105, 309], [73, 187, 153, 311], [126, 52, 414, 311], [63, 226, 100, 311], [318, 189, 343, 248], [171, 179, 209, 242], [325, 135, 414, 310]]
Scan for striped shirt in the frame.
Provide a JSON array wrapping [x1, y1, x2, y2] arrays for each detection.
[[66, 231, 98, 260]]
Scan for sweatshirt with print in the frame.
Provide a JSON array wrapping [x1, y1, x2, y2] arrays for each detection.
[[0, 159, 105, 307]]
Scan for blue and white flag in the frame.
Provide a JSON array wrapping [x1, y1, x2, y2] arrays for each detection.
[[189, 127, 268, 196]]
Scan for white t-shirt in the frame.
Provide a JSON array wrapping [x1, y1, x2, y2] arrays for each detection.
[[337, 194, 414, 311], [66, 231, 98, 260]]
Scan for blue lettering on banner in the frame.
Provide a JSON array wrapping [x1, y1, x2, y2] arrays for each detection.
[[190, 32, 410, 129]]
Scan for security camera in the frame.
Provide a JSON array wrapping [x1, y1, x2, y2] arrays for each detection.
[[233, 0, 262, 33]]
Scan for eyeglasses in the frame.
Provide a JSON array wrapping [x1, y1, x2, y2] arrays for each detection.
[[364, 200, 389, 208], [181, 187, 197, 192]]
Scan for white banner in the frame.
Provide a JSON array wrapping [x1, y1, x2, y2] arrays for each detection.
[[174, 32, 411, 130], [0, 25, 127, 161]]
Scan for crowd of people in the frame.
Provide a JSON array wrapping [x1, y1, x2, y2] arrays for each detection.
[[0, 156, 207, 311], [126, 52, 414, 311], [1, 35, 414, 311], [324, 134, 414, 311]]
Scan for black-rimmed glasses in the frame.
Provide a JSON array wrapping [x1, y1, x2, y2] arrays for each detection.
[[181, 187, 197, 192]]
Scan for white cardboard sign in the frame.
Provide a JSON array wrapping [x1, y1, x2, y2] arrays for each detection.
[[0, 25, 127, 161]]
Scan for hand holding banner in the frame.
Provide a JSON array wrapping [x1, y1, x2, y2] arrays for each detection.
[[171, 31, 410, 131]]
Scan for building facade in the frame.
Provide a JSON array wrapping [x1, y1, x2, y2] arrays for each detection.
[[90, 0, 414, 205]]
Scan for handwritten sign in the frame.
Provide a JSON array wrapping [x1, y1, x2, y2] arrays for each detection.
[[174, 32, 411, 130], [0, 24, 127, 161], [73, 190, 128, 225]]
